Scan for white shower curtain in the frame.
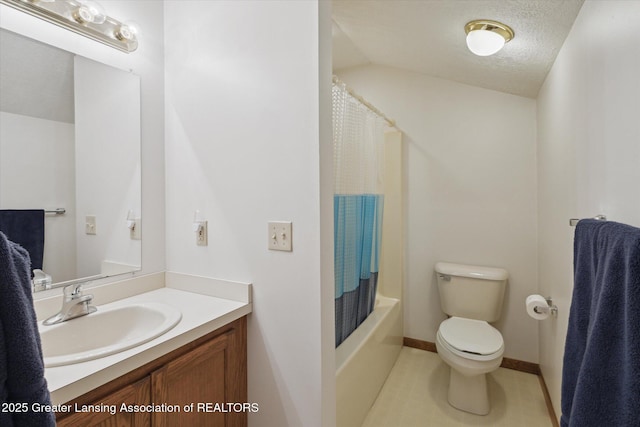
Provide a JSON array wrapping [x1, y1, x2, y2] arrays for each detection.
[[332, 80, 386, 347]]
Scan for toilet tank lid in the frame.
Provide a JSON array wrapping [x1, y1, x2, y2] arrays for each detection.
[[435, 262, 508, 281]]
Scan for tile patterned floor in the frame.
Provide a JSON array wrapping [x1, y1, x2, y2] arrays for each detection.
[[362, 347, 554, 427]]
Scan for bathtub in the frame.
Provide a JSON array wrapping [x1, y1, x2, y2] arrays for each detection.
[[336, 294, 403, 427]]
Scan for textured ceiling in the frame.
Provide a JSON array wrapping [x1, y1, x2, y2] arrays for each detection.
[[0, 29, 74, 123], [332, 0, 585, 98]]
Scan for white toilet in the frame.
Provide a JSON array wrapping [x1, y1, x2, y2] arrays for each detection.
[[434, 262, 508, 415]]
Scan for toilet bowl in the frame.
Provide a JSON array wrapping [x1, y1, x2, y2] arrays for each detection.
[[434, 262, 508, 415], [435, 316, 504, 415]]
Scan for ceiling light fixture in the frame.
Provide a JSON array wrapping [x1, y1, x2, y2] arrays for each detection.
[[464, 20, 514, 57]]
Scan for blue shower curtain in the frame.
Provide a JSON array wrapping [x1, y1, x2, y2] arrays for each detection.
[[334, 193, 384, 347], [332, 78, 386, 348]]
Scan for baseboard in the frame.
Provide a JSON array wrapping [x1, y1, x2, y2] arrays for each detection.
[[403, 337, 540, 374], [403, 337, 436, 352], [403, 337, 558, 424], [500, 357, 540, 375], [538, 371, 560, 427]]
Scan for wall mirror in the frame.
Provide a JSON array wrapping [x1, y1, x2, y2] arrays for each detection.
[[0, 28, 142, 289]]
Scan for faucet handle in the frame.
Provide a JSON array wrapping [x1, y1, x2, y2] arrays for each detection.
[[64, 283, 85, 298]]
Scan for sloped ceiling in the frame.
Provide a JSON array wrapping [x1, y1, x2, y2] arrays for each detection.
[[332, 0, 585, 98], [0, 29, 74, 123]]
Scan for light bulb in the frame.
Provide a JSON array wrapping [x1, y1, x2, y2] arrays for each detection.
[[466, 29, 506, 56], [115, 21, 140, 41], [81, 1, 106, 23], [73, 1, 106, 25]]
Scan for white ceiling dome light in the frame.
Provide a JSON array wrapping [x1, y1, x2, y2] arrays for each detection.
[[465, 20, 514, 56]]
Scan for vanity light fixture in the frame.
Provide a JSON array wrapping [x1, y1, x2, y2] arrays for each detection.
[[0, 0, 139, 52], [464, 20, 514, 56]]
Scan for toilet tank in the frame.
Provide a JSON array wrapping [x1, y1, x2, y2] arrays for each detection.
[[435, 262, 508, 323]]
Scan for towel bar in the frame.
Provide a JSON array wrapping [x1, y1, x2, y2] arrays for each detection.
[[45, 208, 66, 215], [569, 214, 606, 227]]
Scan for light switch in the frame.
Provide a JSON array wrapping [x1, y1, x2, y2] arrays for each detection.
[[85, 215, 96, 235], [130, 218, 141, 240], [196, 221, 208, 246], [268, 221, 292, 252]]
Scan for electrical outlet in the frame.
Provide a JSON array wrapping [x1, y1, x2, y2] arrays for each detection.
[[85, 215, 96, 235], [268, 221, 292, 251], [196, 221, 208, 246]]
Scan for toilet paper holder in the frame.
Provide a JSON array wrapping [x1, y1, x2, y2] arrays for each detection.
[[534, 297, 558, 316]]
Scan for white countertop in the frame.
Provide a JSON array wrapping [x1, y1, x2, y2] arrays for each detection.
[[42, 277, 252, 405]]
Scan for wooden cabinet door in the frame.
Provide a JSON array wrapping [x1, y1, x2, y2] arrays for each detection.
[[152, 331, 243, 427], [57, 376, 151, 427]]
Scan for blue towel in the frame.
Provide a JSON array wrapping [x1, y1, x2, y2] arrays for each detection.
[[0, 231, 55, 427], [0, 318, 10, 427], [561, 219, 640, 427], [0, 210, 45, 272]]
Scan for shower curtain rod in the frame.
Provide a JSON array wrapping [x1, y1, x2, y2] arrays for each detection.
[[333, 76, 396, 128]]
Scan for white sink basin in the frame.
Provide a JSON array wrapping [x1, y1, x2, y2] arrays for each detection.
[[40, 302, 182, 367]]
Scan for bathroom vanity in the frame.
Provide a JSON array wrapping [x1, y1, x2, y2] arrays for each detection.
[[56, 317, 246, 426], [2, 13, 251, 427], [34, 273, 252, 427]]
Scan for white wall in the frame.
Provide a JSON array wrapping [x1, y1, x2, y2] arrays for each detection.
[[537, 0, 640, 419], [0, 112, 77, 282], [337, 65, 539, 363], [164, 1, 334, 426], [0, 1, 166, 280], [74, 56, 141, 278]]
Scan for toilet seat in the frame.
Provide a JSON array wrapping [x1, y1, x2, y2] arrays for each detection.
[[438, 317, 504, 360]]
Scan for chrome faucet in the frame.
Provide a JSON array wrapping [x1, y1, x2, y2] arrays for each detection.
[[43, 283, 97, 326]]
